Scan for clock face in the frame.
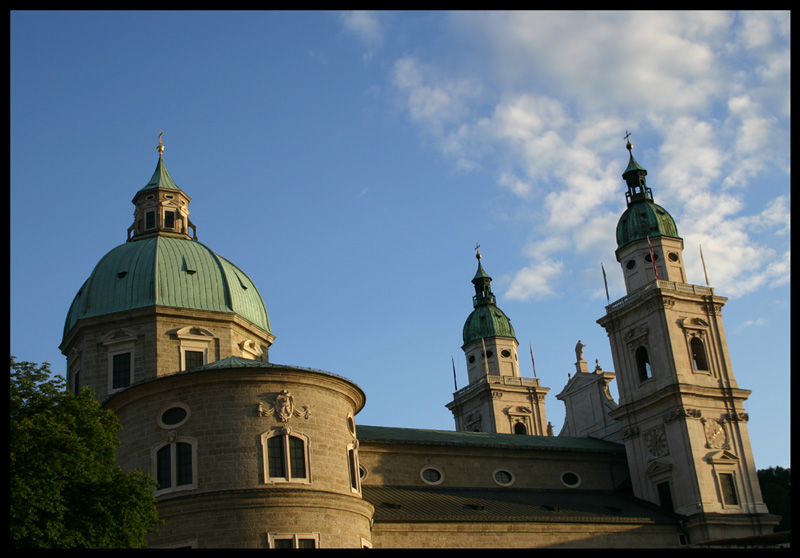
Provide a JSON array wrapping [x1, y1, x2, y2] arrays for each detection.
[[646, 427, 668, 458], [704, 419, 728, 449]]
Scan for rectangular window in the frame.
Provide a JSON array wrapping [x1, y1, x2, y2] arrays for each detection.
[[657, 481, 674, 511], [156, 441, 194, 492], [267, 436, 286, 478], [112, 352, 131, 389], [264, 433, 309, 483], [183, 350, 204, 371], [288, 436, 306, 479], [157, 445, 172, 489], [720, 473, 739, 506], [269, 534, 319, 549], [145, 210, 156, 230], [164, 211, 175, 229], [176, 442, 193, 486], [348, 448, 359, 490]]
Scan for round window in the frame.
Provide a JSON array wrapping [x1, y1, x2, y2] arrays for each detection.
[[561, 471, 581, 488], [644, 252, 659, 263], [420, 467, 444, 485], [157, 403, 190, 428], [469, 355, 476, 364], [347, 415, 356, 436], [626, 259, 636, 270], [668, 252, 680, 262], [493, 469, 515, 486], [501, 349, 511, 358]]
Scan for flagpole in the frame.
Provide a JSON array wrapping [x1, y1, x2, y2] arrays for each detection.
[[481, 338, 490, 375], [451, 356, 458, 391], [647, 236, 659, 279], [529, 342, 537, 378], [699, 244, 710, 287], [601, 262, 609, 302]]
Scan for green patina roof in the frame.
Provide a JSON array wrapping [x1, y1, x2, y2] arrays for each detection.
[[138, 155, 183, 193], [616, 147, 681, 250], [63, 236, 271, 340], [616, 201, 680, 249], [356, 425, 624, 454], [463, 305, 516, 346], [363, 486, 677, 523], [462, 257, 516, 345]]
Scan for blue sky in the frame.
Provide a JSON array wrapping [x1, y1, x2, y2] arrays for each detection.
[[11, 11, 790, 469]]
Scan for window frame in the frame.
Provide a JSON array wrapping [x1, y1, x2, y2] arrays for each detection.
[[152, 436, 198, 495], [261, 430, 311, 484], [102, 331, 136, 394], [267, 533, 320, 549]]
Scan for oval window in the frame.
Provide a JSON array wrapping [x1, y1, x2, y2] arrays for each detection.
[[501, 349, 511, 358], [626, 259, 636, 270], [493, 469, 514, 486], [420, 467, 444, 485], [561, 471, 581, 488], [157, 403, 190, 429], [668, 252, 680, 262]]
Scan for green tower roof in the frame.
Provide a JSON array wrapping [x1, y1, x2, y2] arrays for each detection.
[[615, 139, 681, 250], [462, 251, 516, 346]]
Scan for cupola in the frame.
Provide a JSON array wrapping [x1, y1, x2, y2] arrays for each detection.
[[127, 132, 197, 241]]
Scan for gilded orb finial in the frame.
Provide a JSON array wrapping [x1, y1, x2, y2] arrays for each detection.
[[157, 130, 165, 157], [475, 243, 482, 260], [624, 130, 633, 152]]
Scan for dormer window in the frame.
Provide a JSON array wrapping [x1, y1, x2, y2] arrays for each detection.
[[164, 210, 175, 229]]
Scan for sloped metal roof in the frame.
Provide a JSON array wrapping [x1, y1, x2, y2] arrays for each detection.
[[356, 425, 625, 454], [364, 485, 677, 523], [63, 236, 271, 339]]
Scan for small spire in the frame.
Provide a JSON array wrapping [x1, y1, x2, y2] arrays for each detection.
[[157, 130, 165, 157]]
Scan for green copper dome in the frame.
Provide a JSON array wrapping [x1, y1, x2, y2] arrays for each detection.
[[462, 254, 516, 346], [63, 236, 272, 340], [63, 141, 271, 341], [462, 305, 516, 346], [616, 201, 680, 249], [615, 141, 681, 250]]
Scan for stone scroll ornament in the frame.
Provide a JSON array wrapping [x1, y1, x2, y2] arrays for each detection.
[[258, 390, 311, 422]]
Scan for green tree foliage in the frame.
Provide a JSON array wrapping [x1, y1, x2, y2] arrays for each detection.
[[10, 356, 162, 548], [757, 466, 791, 532]]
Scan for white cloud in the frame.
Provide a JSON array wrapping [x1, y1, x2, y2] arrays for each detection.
[[339, 11, 384, 62], [381, 11, 789, 301]]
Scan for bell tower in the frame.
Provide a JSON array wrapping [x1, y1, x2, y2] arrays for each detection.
[[446, 248, 549, 436], [597, 135, 778, 543]]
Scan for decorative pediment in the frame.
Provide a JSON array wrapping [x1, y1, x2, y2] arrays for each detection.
[[624, 325, 648, 346], [172, 325, 215, 339], [101, 328, 137, 345], [644, 459, 673, 478], [704, 449, 740, 465]]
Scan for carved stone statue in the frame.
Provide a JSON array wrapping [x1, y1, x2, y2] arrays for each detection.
[[575, 340, 586, 362]]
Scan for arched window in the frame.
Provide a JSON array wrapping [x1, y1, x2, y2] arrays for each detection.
[[514, 422, 527, 435], [262, 430, 310, 483], [691, 337, 709, 371], [636, 346, 652, 381], [153, 437, 197, 494]]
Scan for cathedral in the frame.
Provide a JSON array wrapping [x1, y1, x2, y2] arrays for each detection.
[[59, 134, 780, 548]]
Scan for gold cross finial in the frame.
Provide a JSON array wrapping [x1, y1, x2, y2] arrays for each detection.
[[475, 243, 482, 260], [157, 130, 165, 156], [624, 131, 633, 151]]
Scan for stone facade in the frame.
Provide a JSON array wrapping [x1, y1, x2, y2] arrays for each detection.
[[56, 142, 780, 548]]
